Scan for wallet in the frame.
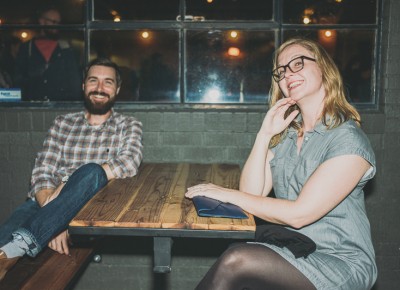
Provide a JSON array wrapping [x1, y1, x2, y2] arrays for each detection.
[[192, 196, 248, 219]]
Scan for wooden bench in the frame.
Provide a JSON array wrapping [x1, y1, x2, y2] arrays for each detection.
[[0, 246, 94, 290]]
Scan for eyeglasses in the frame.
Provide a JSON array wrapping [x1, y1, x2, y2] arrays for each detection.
[[40, 16, 61, 25], [272, 56, 316, 82]]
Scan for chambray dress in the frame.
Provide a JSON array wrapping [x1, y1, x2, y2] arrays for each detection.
[[257, 119, 377, 290]]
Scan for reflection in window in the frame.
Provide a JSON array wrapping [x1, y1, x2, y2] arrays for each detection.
[[283, 0, 377, 24], [90, 30, 179, 102], [0, 1, 84, 24], [1, 28, 83, 101], [283, 30, 375, 103], [0, 0, 380, 105], [186, 0, 273, 21], [94, 0, 180, 21], [187, 30, 274, 103]]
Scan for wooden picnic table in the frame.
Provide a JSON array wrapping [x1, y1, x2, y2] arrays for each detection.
[[69, 163, 256, 273]]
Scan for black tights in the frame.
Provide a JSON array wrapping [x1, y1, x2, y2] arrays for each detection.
[[196, 243, 317, 290]]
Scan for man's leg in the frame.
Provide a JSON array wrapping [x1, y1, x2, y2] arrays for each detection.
[[0, 199, 40, 247], [6, 163, 108, 257]]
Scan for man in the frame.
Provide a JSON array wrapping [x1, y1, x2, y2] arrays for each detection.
[[0, 58, 143, 280], [13, 4, 82, 101]]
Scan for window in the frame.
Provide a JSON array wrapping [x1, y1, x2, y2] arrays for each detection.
[[0, 0, 380, 106]]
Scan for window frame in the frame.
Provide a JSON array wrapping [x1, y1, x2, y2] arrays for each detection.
[[0, 0, 382, 111]]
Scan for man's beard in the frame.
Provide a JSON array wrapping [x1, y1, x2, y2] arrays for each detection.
[[84, 92, 116, 115], [43, 29, 60, 40]]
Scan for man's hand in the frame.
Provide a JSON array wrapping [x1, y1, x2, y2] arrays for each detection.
[[36, 183, 65, 207], [48, 230, 71, 255]]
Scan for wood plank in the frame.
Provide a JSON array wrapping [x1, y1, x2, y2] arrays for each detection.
[[70, 163, 154, 227], [20, 247, 93, 290], [116, 163, 180, 228], [70, 163, 255, 232], [182, 164, 255, 231], [159, 163, 255, 231], [160, 163, 211, 229], [0, 247, 93, 290]]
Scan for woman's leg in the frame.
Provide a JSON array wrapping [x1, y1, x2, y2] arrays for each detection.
[[196, 243, 316, 290]]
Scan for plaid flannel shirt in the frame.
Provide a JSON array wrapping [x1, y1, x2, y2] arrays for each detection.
[[28, 110, 143, 199]]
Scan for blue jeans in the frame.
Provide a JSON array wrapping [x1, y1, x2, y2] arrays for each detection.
[[0, 163, 108, 257]]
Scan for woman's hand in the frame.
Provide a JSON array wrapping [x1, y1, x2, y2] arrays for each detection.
[[259, 98, 299, 138], [185, 183, 236, 203]]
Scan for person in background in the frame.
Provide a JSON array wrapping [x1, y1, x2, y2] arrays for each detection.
[[13, 4, 82, 101], [0, 57, 143, 281], [185, 37, 377, 290], [0, 36, 20, 88]]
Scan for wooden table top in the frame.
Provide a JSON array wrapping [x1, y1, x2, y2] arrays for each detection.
[[70, 163, 255, 232]]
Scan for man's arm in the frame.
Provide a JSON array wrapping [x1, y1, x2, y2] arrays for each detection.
[[35, 183, 65, 207], [105, 117, 143, 179], [29, 116, 63, 199], [102, 163, 115, 181]]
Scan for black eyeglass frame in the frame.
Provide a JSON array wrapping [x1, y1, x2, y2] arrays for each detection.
[[272, 56, 316, 82]]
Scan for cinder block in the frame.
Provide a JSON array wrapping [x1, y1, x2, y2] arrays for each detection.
[[4, 112, 18, 131], [247, 112, 264, 132], [0, 112, 6, 131], [163, 112, 179, 131], [143, 132, 161, 146], [143, 112, 163, 132], [18, 112, 33, 131], [162, 132, 203, 146], [31, 111, 46, 131], [204, 112, 233, 131]]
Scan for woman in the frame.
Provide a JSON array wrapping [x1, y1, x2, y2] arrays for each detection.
[[185, 37, 377, 290]]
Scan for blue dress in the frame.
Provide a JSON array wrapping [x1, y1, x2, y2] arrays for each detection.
[[255, 119, 377, 290]]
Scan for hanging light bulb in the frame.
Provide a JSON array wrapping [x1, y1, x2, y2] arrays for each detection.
[[141, 31, 150, 39], [228, 47, 240, 57]]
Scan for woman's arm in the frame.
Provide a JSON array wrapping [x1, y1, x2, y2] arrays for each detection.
[[187, 154, 370, 229], [239, 133, 274, 197], [240, 97, 298, 197]]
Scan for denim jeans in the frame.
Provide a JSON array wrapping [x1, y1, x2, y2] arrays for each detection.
[[0, 163, 108, 257]]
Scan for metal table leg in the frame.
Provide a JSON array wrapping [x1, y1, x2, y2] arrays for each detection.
[[153, 237, 173, 273]]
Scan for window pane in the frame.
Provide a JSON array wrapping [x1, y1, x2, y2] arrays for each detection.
[[0, 0, 84, 24], [283, 29, 376, 103], [283, 0, 377, 25], [186, 30, 274, 103], [90, 30, 180, 102], [94, 0, 180, 21], [185, 0, 273, 21], [1, 29, 84, 101]]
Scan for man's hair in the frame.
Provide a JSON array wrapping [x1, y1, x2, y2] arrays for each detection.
[[84, 58, 122, 87], [36, 4, 61, 21]]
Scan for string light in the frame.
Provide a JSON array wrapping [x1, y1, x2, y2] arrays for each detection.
[[141, 31, 150, 39], [230, 31, 238, 38], [228, 47, 240, 57]]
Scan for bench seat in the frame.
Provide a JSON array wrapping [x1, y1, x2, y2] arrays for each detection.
[[0, 246, 93, 290]]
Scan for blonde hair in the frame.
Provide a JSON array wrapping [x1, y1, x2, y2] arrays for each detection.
[[269, 37, 361, 147]]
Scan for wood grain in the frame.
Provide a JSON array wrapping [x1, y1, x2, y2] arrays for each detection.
[[70, 163, 256, 232]]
